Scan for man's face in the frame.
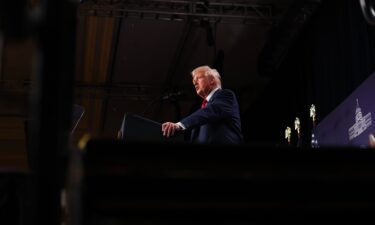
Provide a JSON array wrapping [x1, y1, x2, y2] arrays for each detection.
[[192, 70, 213, 98]]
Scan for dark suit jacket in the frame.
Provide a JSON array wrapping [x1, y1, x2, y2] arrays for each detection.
[[180, 89, 243, 144]]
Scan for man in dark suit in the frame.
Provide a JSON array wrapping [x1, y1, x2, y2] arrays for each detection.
[[162, 65, 243, 144]]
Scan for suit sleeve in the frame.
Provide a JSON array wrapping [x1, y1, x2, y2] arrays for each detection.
[[180, 89, 236, 129]]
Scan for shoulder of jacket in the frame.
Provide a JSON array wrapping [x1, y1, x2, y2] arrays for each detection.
[[219, 89, 235, 95]]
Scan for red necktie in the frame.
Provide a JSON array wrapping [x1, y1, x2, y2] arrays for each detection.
[[201, 99, 208, 108]]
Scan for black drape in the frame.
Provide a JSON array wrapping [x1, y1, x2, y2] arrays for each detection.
[[243, 0, 375, 145], [309, 0, 375, 117]]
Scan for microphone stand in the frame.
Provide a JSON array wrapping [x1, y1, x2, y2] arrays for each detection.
[[140, 91, 184, 119], [140, 95, 163, 117]]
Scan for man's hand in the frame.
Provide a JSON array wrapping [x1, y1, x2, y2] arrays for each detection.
[[162, 122, 182, 137]]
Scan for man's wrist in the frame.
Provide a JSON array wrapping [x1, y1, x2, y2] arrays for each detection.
[[176, 122, 186, 130]]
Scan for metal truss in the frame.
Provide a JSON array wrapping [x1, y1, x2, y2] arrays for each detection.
[[79, 0, 274, 24]]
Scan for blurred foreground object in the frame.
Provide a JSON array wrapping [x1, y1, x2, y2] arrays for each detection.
[[360, 0, 375, 25]]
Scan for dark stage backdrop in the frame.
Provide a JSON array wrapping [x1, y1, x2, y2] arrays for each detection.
[[243, 0, 375, 146], [312, 72, 375, 148]]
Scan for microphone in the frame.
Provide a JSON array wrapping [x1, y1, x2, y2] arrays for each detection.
[[161, 91, 184, 100], [140, 91, 185, 116]]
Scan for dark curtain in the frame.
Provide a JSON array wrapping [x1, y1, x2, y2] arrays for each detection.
[[243, 0, 375, 145], [309, 0, 375, 117]]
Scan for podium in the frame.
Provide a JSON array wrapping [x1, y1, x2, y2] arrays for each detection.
[[118, 113, 185, 143]]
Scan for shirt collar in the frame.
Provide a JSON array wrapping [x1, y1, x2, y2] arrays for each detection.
[[206, 87, 220, 102]]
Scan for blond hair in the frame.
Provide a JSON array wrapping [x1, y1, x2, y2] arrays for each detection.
[[191, 65, 222, 88]]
